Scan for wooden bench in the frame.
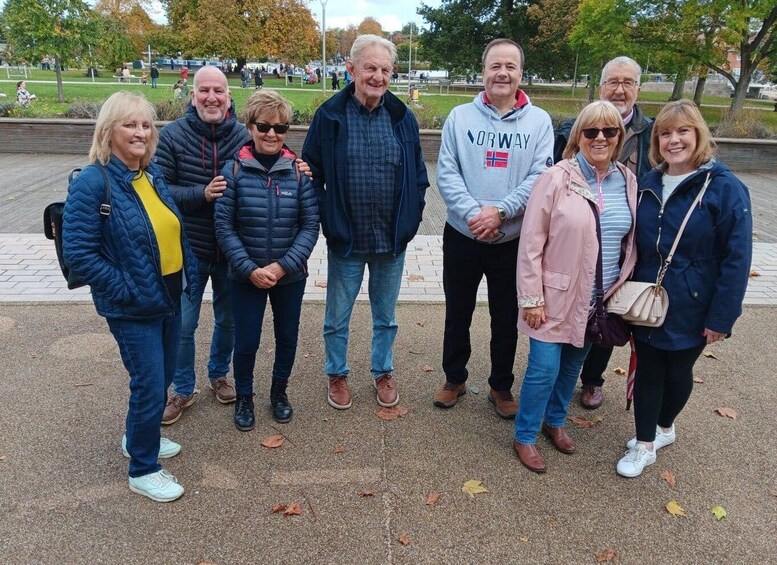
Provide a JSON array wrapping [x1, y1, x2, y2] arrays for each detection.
[[113, 75, 143, 83]]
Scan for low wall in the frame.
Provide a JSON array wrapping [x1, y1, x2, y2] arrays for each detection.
[[0, 118, 773, 172]]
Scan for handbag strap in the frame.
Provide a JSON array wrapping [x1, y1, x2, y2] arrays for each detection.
[[655, 172, 711, 286], [588, 199, 605, 317]]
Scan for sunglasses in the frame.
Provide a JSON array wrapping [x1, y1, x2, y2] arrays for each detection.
[[582, 127, 620, 140], [252, 122, 290, 134]]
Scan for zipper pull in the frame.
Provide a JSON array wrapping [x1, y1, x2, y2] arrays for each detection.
[[276, 184, 280, 196]]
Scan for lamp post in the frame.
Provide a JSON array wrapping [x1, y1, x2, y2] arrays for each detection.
[[321, 0, 328, 95], [408, 24, 413, 78]]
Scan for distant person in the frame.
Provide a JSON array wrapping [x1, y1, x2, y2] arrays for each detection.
[[150, 63, 159, 89], [121, 66, 131, 82], [16, 81, 36, 107], [254, 66, 263, 89], [331, 70, 340, 90], [241, 67, 250, 89], [172, 80, 186, 98], [141, 71, 148, 86], [180, 66, 189, 85]]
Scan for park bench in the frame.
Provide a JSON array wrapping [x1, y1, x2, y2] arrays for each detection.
[[436, 79, 451, 94], [113, 75, 142, 83]]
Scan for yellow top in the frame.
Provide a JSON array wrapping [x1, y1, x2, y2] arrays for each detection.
[[132, 171, 183, 275]]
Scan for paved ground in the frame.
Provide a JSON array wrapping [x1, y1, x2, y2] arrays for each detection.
[[0, 303, 775, 564]]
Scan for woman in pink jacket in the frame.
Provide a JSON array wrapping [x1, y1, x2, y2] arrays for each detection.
[[513, 101, 638, 473]]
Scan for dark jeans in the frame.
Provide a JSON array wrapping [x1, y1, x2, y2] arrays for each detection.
[[580, 344, 615, 387], [442, 223, 518, 391], [107, 313, 181, 478], [633, 339, 706, 442], [231, 278, 306, 396]]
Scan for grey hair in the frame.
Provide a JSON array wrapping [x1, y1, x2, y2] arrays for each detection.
[[600, 56, 642, 85], [350, 34, 397, 63]]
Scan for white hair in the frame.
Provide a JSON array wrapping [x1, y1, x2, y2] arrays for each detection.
[[350, 34, 397, 63], [600, 56, 642, 85]]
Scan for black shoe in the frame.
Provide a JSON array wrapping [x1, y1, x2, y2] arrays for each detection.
[[270, 380, 293, 423], [234, 394, 255, 431]]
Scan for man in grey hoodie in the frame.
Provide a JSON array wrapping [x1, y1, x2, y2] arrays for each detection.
[[434, 38, 554, 418]]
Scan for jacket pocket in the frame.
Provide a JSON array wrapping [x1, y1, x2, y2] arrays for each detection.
[[684, 267, 714, 305], [542, 270, 572, 321]]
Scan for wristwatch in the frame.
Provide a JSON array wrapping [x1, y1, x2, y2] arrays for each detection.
[[497, 207, 507, 221]]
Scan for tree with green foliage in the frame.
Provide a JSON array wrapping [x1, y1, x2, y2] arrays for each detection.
[[1, 0, 99, 102]]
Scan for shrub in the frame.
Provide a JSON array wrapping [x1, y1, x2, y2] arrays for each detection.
[[713, 111, 776, 139], [65, 101, 101, 119], [0, 103, 15, 117], [153, 98, 188, 121], [409, 104, 445, 129]]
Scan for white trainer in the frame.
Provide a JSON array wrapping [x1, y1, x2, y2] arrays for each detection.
[[122, 435, 182, 459], [625, 424, 676, 450], [128, 469, 184, 502], [617, 444, 657, 478]]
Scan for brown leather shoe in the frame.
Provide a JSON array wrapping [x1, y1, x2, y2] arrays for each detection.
[[513, 442, 547, 473], [162, 394, 195, 425], [433, 381, 466, 408], [374, 373, 399, 407], [210, 377, 237, 404], [488, 388, 517, 418], [580, 385, 603, 409], [327, 375, 352, 410], [542, 423, 576, 454]]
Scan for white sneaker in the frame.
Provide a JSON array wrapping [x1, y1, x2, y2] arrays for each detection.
[[617, 444, 657, 478], [128, 469, 184, 502], [122, 435, 182, 459], [625, 424, 675, 450]]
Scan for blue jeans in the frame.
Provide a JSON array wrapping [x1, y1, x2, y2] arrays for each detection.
[[514, 338, 592, 444], [323, 249, 405, 378], [232, 278, 306, 396], [151, 77, 158, 88], [107, 313, 181, 477], [172, 260, 234, 397]]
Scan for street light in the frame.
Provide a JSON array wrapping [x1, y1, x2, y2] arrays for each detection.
[[321, 0, 328, 95]]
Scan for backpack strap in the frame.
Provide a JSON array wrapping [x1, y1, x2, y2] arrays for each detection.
[[68, 163, 112, 216]]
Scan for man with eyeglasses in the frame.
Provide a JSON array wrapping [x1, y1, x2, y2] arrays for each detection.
[[433, 38, 554, 418], [554, 55, 654, 410], [302, 34, 429, 411], [154, 66, 250, 424]]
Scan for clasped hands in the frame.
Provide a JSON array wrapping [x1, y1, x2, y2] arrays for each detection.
[[250, 262, 285, 289], [467, 205, 502, 241]]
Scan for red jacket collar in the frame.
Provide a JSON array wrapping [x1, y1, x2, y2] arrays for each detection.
[[482, 89, 529, 110]]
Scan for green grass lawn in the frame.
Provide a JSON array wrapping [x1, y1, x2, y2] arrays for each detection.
[[3, 68, 776, 137]]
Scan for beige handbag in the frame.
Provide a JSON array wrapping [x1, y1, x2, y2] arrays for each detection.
[[607, 173, 711, 327]]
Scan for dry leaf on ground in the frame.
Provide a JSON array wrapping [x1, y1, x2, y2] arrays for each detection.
[[714, 407, 738, 419], [261, 434, 284, 448], [702, 351, 719, 359], [332, 444, 345, 454], [547, 519, 559, 527], [271, 504, 286, 513], [660, 470, 677, 486], [407, 274, 425, 282], [376, 405, 409, 421], [398, 533, 410, 546], [750, 270, 760, 277], [421, 364, 434, 372], [283, 503, 302, 516], [462, 480, 489, 498], [568, 415, 597, 428], [693, 376, 705, 383], [358, 490, 377, 497], [425, 491, 441, 505], [711, 505, 727, 520], [595, 548, 619, 563], [416, 320, 426, 327], [314, 280, 327, 288], [665, 500, 686, 517], [613, 367, 627, 376], [519, 536, 528, 543], [73, 382, 93, 387]]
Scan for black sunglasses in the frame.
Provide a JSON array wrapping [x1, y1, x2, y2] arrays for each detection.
[[252, 122, 290, 134], [582, 127, 620, 140]]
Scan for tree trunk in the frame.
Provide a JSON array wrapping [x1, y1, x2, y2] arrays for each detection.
[[55, 57, 65, 103], [669, 66, 688, 101], [693, 70, 707, 107], [728, 52, 757, 120]]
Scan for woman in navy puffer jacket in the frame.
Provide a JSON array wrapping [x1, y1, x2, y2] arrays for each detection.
[[215, 90, 319, 430], [63, 92, 199, 503]]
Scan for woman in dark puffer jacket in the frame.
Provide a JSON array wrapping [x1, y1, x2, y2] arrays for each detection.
[[215, 90, 319, 429]]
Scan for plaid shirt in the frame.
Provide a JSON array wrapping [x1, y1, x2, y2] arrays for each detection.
[[345, 96, 401, 254]]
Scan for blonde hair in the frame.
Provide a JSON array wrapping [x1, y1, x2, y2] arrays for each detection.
[[242, 90, 292, 126], [89, 92, 158, 169], [649, 100, 715, 168], [562, 100, 626, 161]]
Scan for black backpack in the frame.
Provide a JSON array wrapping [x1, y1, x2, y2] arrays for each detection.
[[43, 163, 112, 289]]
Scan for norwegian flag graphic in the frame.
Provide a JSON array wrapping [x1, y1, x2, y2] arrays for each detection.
[[485, 150, 509, 168]]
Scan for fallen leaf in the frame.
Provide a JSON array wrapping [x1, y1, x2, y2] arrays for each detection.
[[73, 382, 93, 387], [592, 415, 604, 423], [358, 490, 377, 497], [749, 270, 760, 277], [519, 536, 528, 543], [660, 470, 677, 487], [333, 444, 345, 454], [468, 384, 480, 394], [283, 503, 302, 516], [547, 519, 559, 527], [461, 479, 489, 498], [271, 504, 286, 513], [714, 407, 738, 419], [568, 415, 596, 428], [595, 548, 618, 563], [613, 367, 627, 376], [421, 364, 434, 372], [261, 434, 284, 448], [8, 195, 16, 200], [398, 533, 410, 546], [711, 505, 727, 520], [407, 274, 424, 282], [703, 351, 718, 359], [425, 491, 441, 505], [416, 321, 426, 327], [376, 405, 409, 420], [693, 376, 705, 384], [665, 500, 686, 517], [314, 280, 327, 288]]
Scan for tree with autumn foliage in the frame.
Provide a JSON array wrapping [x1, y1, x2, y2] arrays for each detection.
[[357, 17, 383, 37], [1, 0, 100, 102], [526, 0, 578, 80]]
